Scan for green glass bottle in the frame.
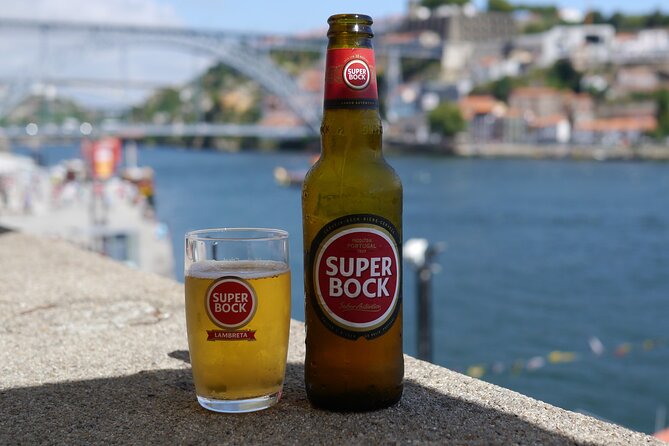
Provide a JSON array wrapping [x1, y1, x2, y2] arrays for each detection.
[[301, 13, 403, 411]]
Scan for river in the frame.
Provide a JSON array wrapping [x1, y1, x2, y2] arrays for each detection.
[[18, 144, 669, 434]]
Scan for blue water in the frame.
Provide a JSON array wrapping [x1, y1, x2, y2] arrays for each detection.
[[19, 145, 669, 434]]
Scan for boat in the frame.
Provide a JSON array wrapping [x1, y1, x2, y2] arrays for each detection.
[[273, 166, 307, 187], [273, 154, 318, 187]]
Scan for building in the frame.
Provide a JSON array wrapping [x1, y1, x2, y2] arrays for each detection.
[[508, 87, 565, 119], [613, 67, 660, 96], [528, 114, 571, 144], [469, 55, 523, 85], [514, 25, 615, 69], [612, 28, 669, 64], [401, 6, 516, 80], [572, 116, 657, 146], [458, 95, 506, 142], [403, 5, 516, 43], [565, 92, 595, 123]]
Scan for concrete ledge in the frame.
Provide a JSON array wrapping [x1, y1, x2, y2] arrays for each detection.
[[0, 231, 662, 445]]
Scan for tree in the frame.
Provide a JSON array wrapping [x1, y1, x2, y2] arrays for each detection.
[[488, 0, 513, 13], [608, 12, 625, 30], [655, 89, 669, 138], [491, 76, 514, 102], [585, 10, 606, 25], [547, 59, 582, 92], [428, 102, 466, 137], [421, 0, 469, 9], [645, 9, 668, 28]]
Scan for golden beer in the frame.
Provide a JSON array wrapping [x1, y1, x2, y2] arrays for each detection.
[[185, 260, 291, 404]]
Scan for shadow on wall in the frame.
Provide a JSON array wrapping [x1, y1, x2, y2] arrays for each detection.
[[0, 226, 13, 235], [0, 351, 581, 444]]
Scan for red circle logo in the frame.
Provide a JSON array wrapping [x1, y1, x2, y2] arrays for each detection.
[[206, 278, 257, 329], [343, 59, 371, 90], [315, 227, 399, 330]]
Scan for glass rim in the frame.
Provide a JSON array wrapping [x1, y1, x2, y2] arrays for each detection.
[[185, 227, 289, 242]]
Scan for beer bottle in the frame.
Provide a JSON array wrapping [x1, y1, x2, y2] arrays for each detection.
[[302, 13, 403, 411]]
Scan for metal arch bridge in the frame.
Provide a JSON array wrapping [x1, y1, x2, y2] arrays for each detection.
[[0, 18, 442, 138]]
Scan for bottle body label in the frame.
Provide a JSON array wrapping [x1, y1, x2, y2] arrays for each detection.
[[324, 48, 378, 110], [309, 214, 401, 340]]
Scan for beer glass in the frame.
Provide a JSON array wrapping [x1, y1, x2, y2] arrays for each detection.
[[184, 228, 291, 413]]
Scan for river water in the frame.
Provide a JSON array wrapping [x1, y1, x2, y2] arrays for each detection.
[[21, 145, 669, 434]]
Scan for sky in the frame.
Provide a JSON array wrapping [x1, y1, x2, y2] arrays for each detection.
[[0, 0, 667, 34], [0, 0, 666, 110]]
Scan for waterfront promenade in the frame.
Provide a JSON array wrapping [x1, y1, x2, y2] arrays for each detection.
[[455, 143, 669, 160], [0, 229, 662, 445]]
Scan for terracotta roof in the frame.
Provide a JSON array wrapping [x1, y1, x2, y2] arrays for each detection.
[[478, 55, 500, 68], [459, 95, 501, 120], [504, 107, 524, 118], [383, 31, 422, 45], [614, 32, 637, 42], [298, 68, 323, 93], [529, 114, 568, 128], [575, 116, 657, 132], [259, 111, 302, 127], [565, 92, 593, 101], [510, 86, 561, 98]]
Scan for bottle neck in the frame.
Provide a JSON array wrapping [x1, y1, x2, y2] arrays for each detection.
[[321, 14, 382, 159]]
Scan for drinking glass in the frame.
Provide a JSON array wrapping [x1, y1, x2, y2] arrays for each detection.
[[184, 228, 291, 413]]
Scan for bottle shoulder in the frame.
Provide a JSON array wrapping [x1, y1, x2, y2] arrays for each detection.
[[303, 156, 402, 192]]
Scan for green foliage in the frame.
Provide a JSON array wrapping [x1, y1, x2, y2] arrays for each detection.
[[514, 3, 561, 34], [587, 9, 669, 31], [514, 4, 558, 16], [129, 88, 182, 122], [546, 59, 582, 92], [488, 0, 513, 13], [428, 101, 466, 137], [128, 62, 261, 125], [520, 22, 555, 34], [421, 0, 469, 8], [1, 96, 94, 126], [655, 89, 669, 138], [401, 58, 442, 82], [490, 76, 515, 101], [471, 76, 519, 102], [270, 50, 321, 76]]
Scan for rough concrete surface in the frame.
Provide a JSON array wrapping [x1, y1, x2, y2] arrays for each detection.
[[0, 230, 663, 445]]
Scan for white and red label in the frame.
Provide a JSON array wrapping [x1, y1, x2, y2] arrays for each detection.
[[324, 48, 378, 109], [343, 59, 370, 90], [311, 214, 401, 339], [206, 278, 257, 330]]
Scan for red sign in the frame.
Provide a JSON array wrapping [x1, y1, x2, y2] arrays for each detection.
[[206, 277, 257, 329], [82, 137, 122, 180]]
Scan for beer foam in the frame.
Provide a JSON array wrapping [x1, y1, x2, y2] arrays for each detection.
[[187, 260, 290, 280]]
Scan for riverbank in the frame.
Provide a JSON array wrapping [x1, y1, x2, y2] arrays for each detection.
[[454, 143, 669, 161]]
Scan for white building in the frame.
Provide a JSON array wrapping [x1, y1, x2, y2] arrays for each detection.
[[612, 29, 669, 64], [515, 25, 615, 68]]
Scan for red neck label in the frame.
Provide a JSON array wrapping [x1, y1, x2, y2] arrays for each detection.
[[324, 48, 378, 110], [310, 214, 401, 340]]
